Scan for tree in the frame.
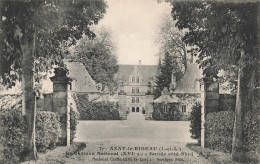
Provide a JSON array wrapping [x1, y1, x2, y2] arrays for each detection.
[[154, 52, 174, 99], [70, 27, 119, 92], [170, 2, 259, 162], [0, 0, 107, 160], [156, 14, 190, 71]]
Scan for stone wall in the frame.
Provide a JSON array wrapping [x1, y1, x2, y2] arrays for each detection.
[[144, 94, 153, 120], [219, 94, 236, 111]]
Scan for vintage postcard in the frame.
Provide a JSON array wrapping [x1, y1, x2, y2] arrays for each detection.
[[0, 0, 259, 164]]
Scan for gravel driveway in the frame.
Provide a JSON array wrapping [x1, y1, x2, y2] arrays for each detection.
[[69, 113, 211, 164]]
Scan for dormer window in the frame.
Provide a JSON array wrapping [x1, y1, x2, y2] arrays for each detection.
[[132, 76, 135, 83], [136, 87, 139, 93], [163, 105, 169, 113], [136, 77, 139, 83]]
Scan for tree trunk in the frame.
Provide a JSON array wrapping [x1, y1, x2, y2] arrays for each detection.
[[231, 51, 255, 163], [182, 46, 187, 71], [21, 31, 37, 161]]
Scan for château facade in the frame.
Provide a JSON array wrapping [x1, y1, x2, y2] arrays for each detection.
[[116, 60, 157, 119]]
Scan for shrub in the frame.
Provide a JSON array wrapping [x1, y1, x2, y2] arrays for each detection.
[[36, 111, 61, 152], [243, 110, 260, 163], [205, 111, 235, 153], [73, 94, 120, 120], [152, 103, 181, 121], [0, 108, 27, 163], [82, 102, 120, 120], [188, 102, 201, 141]]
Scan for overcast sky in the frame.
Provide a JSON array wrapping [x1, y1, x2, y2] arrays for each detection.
[[97, 0, 172, 65]]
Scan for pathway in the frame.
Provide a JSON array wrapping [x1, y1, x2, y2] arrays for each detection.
[[67, 113, 211, 164]]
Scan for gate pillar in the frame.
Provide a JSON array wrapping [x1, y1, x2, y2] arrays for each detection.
[[50, 67, 72, 146]]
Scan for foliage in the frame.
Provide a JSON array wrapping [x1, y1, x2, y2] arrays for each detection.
[[0, 0, 107, 88], [0, 107, 61, 162], [188, 102, 201, 141], [205, 111, 235, 153], [70, 110, 78, 143], [152, 103, 181, 121], [70, 27, 119, 92], [36, 111, 61, 152], [243, 110, 260, 164], [170, 2, 258, 162], [73, 94, 120, 120], [1, 0, 107, 160], [154, 52, 182, 99], [156, 14, 191, 71], [0, 108, 27, 163], [171, 2, 258, 81]]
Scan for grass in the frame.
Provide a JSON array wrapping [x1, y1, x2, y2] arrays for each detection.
[[20, 142, 86, 164], [186, 143, 247, 164]]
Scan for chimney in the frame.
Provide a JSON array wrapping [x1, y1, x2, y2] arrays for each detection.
[[139, 60, 141, 65], [169, 71, 177, 92]]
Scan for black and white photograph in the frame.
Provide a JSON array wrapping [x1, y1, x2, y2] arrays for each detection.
[[0, 0, 259, 163]]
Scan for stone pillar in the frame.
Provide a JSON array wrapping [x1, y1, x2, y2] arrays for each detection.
[[118, 92, 127, 120], [50, 67, 72, 146], [200, 77, 219, 148], [145, 93, 154, 120]]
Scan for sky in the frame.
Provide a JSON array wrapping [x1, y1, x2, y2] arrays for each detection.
[[97, 0, 172, 65]]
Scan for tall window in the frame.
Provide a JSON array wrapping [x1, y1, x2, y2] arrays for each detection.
[[182, 105, 186, 113], [132, 76, 135, 83], [136, 97, 139, 103], [132, 88, 135, 94], [136, 77, 139, 83], [136, 87, 139, 93], [163, 105, 169, 113], [132, 97, 135, 103]]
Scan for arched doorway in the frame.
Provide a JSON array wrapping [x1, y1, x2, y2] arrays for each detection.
[[132, 107, 135, 112], [136, 107, 139, 112]]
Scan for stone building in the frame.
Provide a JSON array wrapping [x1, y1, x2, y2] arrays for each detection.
[[116, 60, 157, 119], [154, 63, 203, 117]]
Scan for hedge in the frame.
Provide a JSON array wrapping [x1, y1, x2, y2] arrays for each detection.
[[205, 111, 235, 153], [152, 103, 181, 121], [0, 108, 62, 163], [73, 94, 120, 120], [0, 108, 27, 163], [80, 102, 120, 120], [36, 111, 61, 152], [188, 102, 201, 141]]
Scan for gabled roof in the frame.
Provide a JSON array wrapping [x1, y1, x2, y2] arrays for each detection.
[[173, 63, 203, 93], [117, 65, 157, 85], [153, 94, 179, 103], [92, 94, 119, 103], [66, 61, 99, 93]]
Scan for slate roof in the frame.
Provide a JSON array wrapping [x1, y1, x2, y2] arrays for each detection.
[[117, 65, 157, 85], [153, 94, 179, 103], [173, 63, 203, 93], [66, 61, 99, 93]]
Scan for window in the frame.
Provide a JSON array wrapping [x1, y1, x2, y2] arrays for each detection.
[[136, 87, 139, 93], [182, 105, 187, 113], [132, 97, 135, 103], [132, 88, 135, 94], [148, 82, 151, 87], [136, 77, 139, 83], [136, 97, 139, 103], [132, 76, 135, 83], [163, 105, 169, 113]]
